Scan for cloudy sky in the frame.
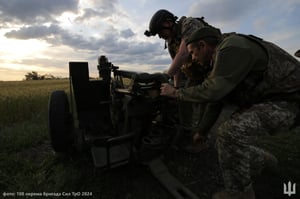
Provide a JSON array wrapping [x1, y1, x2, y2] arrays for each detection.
[[0, 0, 299, 81]]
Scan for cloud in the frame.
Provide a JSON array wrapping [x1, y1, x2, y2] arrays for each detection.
[[188, 0, 264, 30], [90, 0, 117, 10], [75, 0, 120, 22], [4, 24, 99, 50], [120, 29, 135, 38], [0, 0, 79, 24], [1, 0, 200, 80], [187, 0, 300, 59], [75, 8, 103, 22], [5, 24, 61, 39], [4, 23, 168, 68]]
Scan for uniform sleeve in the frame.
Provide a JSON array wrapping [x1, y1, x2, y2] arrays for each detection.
[[177, 46, 255, 103], [181, 17, 206, 40], [197, 102, 222, 136]]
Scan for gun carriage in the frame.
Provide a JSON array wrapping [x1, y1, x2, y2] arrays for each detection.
[[48, 56, 199, 199]]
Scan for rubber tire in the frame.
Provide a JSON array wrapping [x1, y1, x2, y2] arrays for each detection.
[[48, 90, 74, 153]]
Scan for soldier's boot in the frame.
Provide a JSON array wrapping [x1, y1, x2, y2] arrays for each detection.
[[212, 185, 255, 199]]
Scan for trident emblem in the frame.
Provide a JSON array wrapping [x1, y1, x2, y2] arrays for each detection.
[[283, 181, 296, 197]]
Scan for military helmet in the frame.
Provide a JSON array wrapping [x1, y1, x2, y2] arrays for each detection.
[[185, 26, 222, 45], [144, 9, 177, 37]]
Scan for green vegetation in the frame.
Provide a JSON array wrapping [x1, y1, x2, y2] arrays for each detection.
[[24, 71, 64, 80], [0, 80, 69, 129], [0, 80, 299, 199], [0, 80, 70, 192]]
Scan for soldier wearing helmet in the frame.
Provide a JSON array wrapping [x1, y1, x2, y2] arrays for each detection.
[[145, 9, 216, 88], [144, 9, 177, 38], [145, 10, 222, 153]]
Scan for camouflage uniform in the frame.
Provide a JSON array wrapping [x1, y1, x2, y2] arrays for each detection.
[[177, 33, 300, 193], [167, 17, 208, 59], [168, 17, 218, 128], [218, 35, 300, 192], [167, 17, 213, 86], [218, 101, 299, 192]]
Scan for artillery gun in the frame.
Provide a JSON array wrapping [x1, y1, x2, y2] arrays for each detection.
[[48, 56, 199, 199]]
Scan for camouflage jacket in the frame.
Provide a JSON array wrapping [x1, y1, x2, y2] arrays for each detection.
[[177, 34, 300, 106], [167, 16, 214, 86], [252, 36, 300, 96], [167, 16, 208, 59], [227, 34, 300, 106]]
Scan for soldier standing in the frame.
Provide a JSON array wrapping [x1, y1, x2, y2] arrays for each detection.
[[160, 27, 300, 199], [144, 9, 216, 87], [145, 10, 223, 152]]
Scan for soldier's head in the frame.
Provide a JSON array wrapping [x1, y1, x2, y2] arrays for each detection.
[[144, 9, 178, 40], [186, 27, 221, 64]]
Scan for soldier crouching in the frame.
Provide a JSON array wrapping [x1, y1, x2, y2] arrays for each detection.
[[160, 26, 300, 199]]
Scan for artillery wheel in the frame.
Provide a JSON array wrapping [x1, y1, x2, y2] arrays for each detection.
[[48, 90, 74, 153]]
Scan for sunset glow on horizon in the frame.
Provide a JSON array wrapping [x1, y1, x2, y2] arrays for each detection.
[[0, 0, 299, 81]]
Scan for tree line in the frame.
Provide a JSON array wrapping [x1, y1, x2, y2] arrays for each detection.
[[24, 71, 66, 80]]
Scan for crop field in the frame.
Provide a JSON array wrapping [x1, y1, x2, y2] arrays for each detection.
[[0, 80, 299, 199], [0, 80, 69, 191]]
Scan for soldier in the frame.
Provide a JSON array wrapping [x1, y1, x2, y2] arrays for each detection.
[[144, 9, 217, 87], [160, 27, 300, 199], [145, 10, 223, 153]]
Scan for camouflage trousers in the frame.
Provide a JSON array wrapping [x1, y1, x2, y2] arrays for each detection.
[[216, 101, 299, 193]]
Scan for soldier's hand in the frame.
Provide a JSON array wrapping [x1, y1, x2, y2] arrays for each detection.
[[160, 83, 177, 98], [185, 132, 209, 153], [193, 132, 207, 144]]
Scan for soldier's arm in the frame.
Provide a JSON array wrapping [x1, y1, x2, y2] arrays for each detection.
[[196, 102, 223, 136], [168, 17, 207, 83], [167, 39, 189, 76], [176, 46, 254, 102]]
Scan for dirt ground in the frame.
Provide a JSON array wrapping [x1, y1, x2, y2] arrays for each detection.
[[22, 130, 299, 199], [83, 137, 299, 199], [82, 105, 299, 199], [75, 142, 287, 199], [24, 106, 299, 199]]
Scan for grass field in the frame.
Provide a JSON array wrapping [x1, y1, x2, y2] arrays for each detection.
[[0, 80, 170, 198], [0, 80, 70, 194], [0, 80, 299, 199]]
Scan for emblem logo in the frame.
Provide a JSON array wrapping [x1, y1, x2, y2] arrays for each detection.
[[283, 181, 296, 197]]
